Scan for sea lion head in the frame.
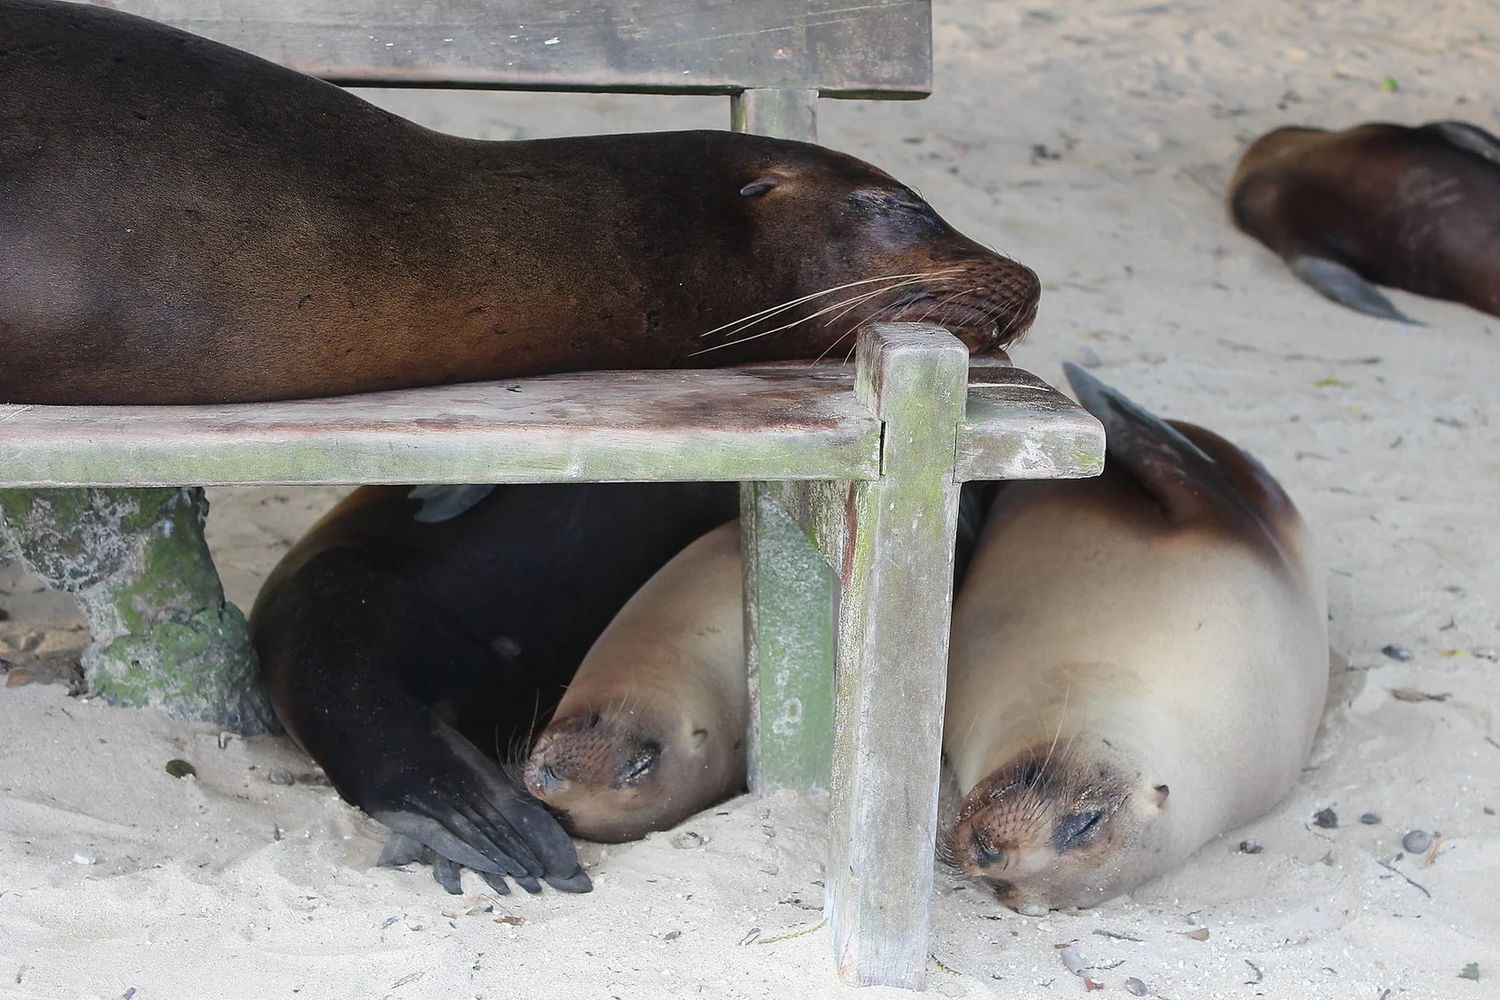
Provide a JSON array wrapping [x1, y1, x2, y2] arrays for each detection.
[[948, 740, 1171, 913], [669, 131, 1041, 362], [523, 698, 741, 844]]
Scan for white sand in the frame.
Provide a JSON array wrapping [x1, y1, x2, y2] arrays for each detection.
[[3, 1, 1498, 997]]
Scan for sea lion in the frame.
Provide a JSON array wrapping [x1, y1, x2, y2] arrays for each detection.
[[525, 520, 746, 843], [1229, 120, 1500, 322], [250, 481, 740, 894], [0, 0, 1040, 404], [943, 364, 1328, 913]]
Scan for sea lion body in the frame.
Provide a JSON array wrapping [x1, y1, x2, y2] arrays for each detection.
[[525, 520, 747, 843], [1229, 120, 1500, 321], [944, 365, 1328, 912], [0, 0, 1039, 404], [250, 481, 739, 893]]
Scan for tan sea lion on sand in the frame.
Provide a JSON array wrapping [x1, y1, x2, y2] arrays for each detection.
[[524, 520, 748, 843], [944, 364, 1329, 913]]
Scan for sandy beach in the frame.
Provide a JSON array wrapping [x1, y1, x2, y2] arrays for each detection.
[[2, 1, 1497, 997]]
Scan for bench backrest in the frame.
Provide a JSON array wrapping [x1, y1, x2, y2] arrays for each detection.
[[88, 0, 932, 96]]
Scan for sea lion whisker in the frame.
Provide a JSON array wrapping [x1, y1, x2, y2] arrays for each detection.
[[688, 277, 941, 356], [695, 270, 962, 341]]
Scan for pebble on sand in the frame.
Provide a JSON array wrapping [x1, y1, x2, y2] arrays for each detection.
[[1314, 807, 1339, 829], [1239, 840, 1264, 855], [1381, 643, 1415, 661], [164, 759, 197, 779], [1360, 812, 1381, 825], [1402, 830, 1434, 853]]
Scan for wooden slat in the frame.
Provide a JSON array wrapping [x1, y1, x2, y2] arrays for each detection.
[[0, 368, 882, 487], [87, 0, 933, 96], [957, 366, 1106, 482], [740, 483, 835, 794], [823, 323, 965, 989]]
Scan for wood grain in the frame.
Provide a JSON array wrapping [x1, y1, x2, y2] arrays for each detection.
[[87, 0, 933, 96], [0, 368, 882, 487]]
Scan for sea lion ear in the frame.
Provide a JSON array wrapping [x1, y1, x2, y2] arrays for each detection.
[[739, 176, 780, 198], [1153, 784, 1170, 807]]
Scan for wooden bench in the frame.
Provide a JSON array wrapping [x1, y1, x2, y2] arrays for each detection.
[[0, 1, 1104, 989]]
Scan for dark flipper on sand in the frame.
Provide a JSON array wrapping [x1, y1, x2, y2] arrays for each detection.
[[253, 547, 591, 897], [1428, 120, 1500, 168], [1288, 255, 1420, 324]]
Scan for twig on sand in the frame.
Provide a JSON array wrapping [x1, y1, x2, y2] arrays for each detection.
[[1376, 858, 1432, 898]]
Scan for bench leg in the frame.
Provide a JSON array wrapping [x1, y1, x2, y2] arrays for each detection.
[[823, 325, 968, 989], [740, 482, 835, 793], [0, 487, 276, 734]]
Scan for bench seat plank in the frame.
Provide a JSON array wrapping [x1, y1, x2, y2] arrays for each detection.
[[0, 364, 1101, 488], [89, 0, 933, 96], [0, 368, 883, 487]]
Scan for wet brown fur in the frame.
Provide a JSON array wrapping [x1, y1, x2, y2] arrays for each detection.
[[0, 0, 1040, 404], [1229, 121, 1500, 317]]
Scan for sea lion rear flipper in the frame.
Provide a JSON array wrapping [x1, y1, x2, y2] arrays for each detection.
[[1427, 121, 1500, 168], [1287, 255, 1420, 324], [1062, 362, 1230, 522]]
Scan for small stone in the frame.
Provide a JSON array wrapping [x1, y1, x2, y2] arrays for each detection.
[[1459, 962, 1480, 981], [164, 758, 197, 779], [1238, 839, 1264, 854], [662, 930, 681, 941], [1402, 829, 1433, 853], [1360, 812, 1381, 825], [1473, 647, 1498, 662], [1183, 927, 1210, 941], [1381, 643, 1415, 661], [1124, 977, 1149, 996], [670, 831, 705, 850], [268, 768, 295, 786], [1314, 807, 1339, 829]]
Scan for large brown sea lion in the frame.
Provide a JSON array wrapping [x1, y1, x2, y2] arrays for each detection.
[[943, 364, 1329, 913], [1229, 120, 1500, 322], [0, 0, 1039, 404]]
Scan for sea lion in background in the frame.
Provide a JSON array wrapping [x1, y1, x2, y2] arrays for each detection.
[[250, 481, 740, 894], [1229, 120, 1500, 322], [0, 0, 1039, 405], [525, 520, 747, 843], [943, 364, 1328, 913]]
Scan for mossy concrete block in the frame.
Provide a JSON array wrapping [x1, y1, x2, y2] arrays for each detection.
[[0, 486, 277, 734]]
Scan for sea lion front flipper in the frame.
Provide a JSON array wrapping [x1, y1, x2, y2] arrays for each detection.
[[1287, 255, 1420, 324], [363, 711, 591, 893], [1427, 121, 1500, 168], [406, 484, 498, 524]]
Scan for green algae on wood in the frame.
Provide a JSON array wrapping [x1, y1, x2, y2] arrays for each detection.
[[0, 487, 276, 734]]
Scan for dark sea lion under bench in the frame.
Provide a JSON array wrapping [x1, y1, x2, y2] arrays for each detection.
[[0, 0, 1040, 404]]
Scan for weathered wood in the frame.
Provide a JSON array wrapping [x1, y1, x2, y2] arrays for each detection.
[[823, 322, 967, 989], [957, 366, 1106, 482], [0, 369, 882, 487], [731, 88, 818, 142], [739, 484, 835, 792], [0, 487, 275, 733], [87, 0, 933, 97], [731, 86, 828, 795]]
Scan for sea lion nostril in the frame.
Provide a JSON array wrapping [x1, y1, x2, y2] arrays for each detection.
[[1052, 809, 1106, 852]]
